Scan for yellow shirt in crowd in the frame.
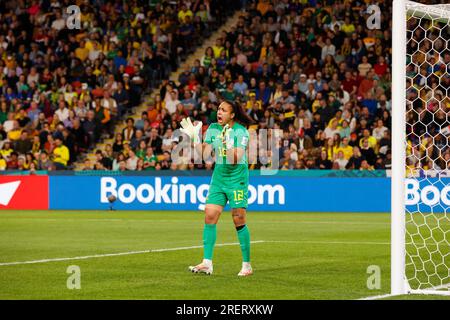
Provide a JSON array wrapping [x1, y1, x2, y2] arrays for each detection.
[[0, 158, 6, 170], [178, 10, 193, 23], [0, 149, 12, 159], [53, 145, 70, 166], [75, 46, 89, 61], [8, 129, 21, 141], [212, 45, 224, 58], [359, 136, 378, 150], [341, 23, 355, 34], [337, 145, 354, 160]]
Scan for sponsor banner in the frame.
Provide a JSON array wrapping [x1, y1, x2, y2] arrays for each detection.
[[49, 176, 390, 212], [405, 178, 450, 213], [3, 174, 447, 212], [0, 176, 49, 210]]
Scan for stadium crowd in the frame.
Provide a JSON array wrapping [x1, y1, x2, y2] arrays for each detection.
[[0, 0, 395, 172], [405, 11, 450, 174], [0, 0, 233, 171]]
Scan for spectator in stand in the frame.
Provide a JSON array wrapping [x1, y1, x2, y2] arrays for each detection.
[[122, 118, 136, 142], [52, 137, 69, 170], [346, 146, 363, 170], [7, 152, 19, 170], [14, 131, 32, 155], [55, 101, 70, 123]]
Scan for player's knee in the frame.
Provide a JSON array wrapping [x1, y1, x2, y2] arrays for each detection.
[[205, 206, 221, 224], [205, 214, 219, 224], [232, 209, 246, 226], [233, 220, 246, 228]]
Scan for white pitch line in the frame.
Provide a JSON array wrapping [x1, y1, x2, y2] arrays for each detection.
[[427, 283, 450, 291], [358, 282, 450, 300], [0, 241, 266, 267], [0, 239, 391, 267], [263, 240, 391, 245], [358, 293, 398, 300]]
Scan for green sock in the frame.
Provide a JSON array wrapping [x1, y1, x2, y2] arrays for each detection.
[[237, 225, 251, 263], [203, 224, 217, 260]]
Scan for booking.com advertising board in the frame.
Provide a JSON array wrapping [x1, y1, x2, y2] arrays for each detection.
[[50, 176, 390, 212], [48, 175, 391, 212], [0, 174, 449, 212]]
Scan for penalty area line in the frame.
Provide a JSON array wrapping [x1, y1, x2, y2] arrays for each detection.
[[0, 241, 266, 267]]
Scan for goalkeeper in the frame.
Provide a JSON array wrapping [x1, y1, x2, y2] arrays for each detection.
[[180, 100, 254, 276]]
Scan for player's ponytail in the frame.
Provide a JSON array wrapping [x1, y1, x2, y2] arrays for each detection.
[[225, 100, 255, 126]]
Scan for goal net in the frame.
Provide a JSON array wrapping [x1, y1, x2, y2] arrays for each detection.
[[392, 0, 450, 296]]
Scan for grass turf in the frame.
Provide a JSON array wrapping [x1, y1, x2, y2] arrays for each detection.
[[0, 210, 448, 300]]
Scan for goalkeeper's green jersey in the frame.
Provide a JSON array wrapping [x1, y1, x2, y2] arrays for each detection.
[[204, 122, 249, 186]]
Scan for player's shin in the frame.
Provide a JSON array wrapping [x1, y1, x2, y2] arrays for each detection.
[[203, 223, 217, 264], [236, 224, 251, 263]]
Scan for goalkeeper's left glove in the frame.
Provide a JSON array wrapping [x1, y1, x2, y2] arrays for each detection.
[[219, 124, 228, 142], [220, 124, 234, 149], [180, 117, 202, 143]]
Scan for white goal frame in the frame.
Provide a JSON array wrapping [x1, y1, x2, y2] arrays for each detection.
[[392, 0, 450, 296]]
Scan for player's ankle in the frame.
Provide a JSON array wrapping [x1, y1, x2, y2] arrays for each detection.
[[242, 262, 251, 269], [202, 259, 213, 267]]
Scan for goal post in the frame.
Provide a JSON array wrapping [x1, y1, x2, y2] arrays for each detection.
[[392, 0, 450, 296], [391, 0, 407, 296]]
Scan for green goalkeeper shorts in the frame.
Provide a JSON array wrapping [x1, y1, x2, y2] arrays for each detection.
[[205, 183, 248, 209]]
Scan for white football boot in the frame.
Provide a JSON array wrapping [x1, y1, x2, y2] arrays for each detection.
[[189, 259, 213, 275], [238, 262, 253, 277]]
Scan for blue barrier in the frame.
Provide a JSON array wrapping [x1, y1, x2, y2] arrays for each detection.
[[50, 175, 391, 212]]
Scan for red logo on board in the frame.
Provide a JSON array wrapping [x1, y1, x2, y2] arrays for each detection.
[[0, 176, 48, 210]]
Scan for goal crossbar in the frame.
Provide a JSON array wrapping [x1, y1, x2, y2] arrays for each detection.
[[406, 0, 450, 21]]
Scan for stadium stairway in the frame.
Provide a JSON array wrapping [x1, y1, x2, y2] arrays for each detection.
[[74, 11, 243, 170]]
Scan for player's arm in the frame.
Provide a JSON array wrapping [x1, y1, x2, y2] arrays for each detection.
[[226, 146, 245, 165], [226, 128, 249, 165], [194, 141, 212, 160], [200, 124, 217, 162]]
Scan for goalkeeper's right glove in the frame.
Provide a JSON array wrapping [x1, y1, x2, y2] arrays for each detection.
[[180, 117, 202, 144]]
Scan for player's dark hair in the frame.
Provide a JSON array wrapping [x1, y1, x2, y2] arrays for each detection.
[[223, 100, 255, 126]]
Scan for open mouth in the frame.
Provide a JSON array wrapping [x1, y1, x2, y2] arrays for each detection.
[[217, 115, 223, 123]]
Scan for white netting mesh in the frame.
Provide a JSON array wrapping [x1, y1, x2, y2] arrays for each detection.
[[405, 1, 450, 292]]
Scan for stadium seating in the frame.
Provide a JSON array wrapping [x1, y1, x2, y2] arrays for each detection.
[[0, 0, 393, 172]]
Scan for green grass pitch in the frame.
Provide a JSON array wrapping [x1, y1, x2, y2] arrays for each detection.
[[0, 210, 448, 300]]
